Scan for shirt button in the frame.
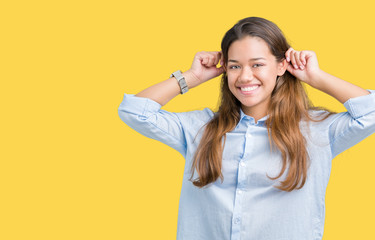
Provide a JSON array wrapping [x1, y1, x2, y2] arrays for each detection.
[[234, 217, 241, 224], [240, 161, 245, 167], [238, 190, 242, 194], [246, 132, 251, 138]]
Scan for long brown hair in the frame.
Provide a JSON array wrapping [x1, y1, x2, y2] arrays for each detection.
[[189, 17, 336, 192]]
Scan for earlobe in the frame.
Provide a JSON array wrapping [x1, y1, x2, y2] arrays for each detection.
[[277, 59, 288, 76]]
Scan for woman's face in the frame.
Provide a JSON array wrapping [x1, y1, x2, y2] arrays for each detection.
[[226, 36, 287, 121]]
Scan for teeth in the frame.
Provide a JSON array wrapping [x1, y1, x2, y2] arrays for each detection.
[[241, 85, 259, 91]]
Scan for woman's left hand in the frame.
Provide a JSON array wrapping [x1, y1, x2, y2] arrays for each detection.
[[285, 48, 322, 86]]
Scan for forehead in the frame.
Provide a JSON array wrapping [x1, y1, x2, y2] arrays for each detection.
[[228, 36, 273, 60]]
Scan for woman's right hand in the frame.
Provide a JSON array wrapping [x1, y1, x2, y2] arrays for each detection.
[[184, 51, 225, 89]]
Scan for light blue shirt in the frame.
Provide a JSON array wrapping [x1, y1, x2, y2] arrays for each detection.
[[118, 89, 375, 240]]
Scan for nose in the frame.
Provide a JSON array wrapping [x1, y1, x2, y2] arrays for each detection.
[[238, 67, 254, 82]]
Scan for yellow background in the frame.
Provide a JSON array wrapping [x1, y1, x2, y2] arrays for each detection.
[[1, 0, 375, 239]]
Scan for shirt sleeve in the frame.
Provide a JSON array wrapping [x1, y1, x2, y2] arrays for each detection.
[[328, 89, 375, 159], [118, 93, 187, 157]]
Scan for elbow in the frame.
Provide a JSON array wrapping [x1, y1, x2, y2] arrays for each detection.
[[355, 111, 375, 127], [118, 107, 149, 129], [355, 110, 375, 129], [118, 107, 133, 126]]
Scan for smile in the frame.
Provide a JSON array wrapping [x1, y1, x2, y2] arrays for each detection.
[[237, 85, 260, 95]]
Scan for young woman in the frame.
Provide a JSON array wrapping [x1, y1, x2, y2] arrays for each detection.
[[118, 17, 375, 240]]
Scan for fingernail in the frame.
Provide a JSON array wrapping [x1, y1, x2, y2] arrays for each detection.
[[299, 65, 304, 70], [294, 64, 298, 69], [286, 57, 290, 62]]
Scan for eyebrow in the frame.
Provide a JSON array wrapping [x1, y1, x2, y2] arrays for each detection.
[[228, 58, 266, 62]]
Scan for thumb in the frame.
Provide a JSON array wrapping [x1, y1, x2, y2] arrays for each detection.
[[286, 63, 295, 75]]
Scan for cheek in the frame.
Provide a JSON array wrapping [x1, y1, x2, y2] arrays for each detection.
[[257, 68, 276, 77], [258, 69, 279, 85], [227, 76, 236, 87]]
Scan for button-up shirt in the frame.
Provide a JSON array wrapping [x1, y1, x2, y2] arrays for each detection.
[[118, 89, 375, 240]]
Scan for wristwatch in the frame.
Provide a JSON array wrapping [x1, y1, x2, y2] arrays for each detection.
[[170, 70, 188, 94]]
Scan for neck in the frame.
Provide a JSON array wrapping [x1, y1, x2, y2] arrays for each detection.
[[241, 106, 268, 123]]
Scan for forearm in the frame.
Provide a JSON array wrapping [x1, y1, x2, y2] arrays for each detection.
[[311, 70, 370, 104], [135, 70, 199, 106]]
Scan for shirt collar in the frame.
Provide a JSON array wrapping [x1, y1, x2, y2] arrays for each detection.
[[236, 108, 269, 128]]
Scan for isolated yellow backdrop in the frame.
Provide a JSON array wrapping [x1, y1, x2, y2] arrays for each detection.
[[1, 0, 375, 239]]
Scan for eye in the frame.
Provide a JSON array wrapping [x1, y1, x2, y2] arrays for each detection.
[[229, 65, 239, 69], [229, 64, 264, 69]]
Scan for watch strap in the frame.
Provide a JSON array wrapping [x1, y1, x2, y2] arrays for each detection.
[[170, 70, 188, 94]]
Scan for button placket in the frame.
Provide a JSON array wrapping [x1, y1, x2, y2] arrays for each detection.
[[243, 125, 253, 159], [231, 148, 247, 239]]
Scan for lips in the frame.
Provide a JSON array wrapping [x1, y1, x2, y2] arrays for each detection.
[[237, 84, 261, 88], [237, 85, 260, 95]]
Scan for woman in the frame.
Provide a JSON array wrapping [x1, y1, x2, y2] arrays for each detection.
[[118, 16, 375, 240]]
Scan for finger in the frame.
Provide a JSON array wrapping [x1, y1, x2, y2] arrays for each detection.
[[286, 62, 295, 74], [211, 51, 221, 66], [294, 51, 304, 70], [201, 55, 209, 65], [300, 51, 306, 65], [212, 52, 220, 66], [290, 50, 298, 69], [285, 47, 293, 62], [200, 52, 212, 65], [207, 53, 216, 66], [203, 52, 214, 66], [286, 63, 296, 75]]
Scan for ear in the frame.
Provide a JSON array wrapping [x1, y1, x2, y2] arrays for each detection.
[[220, 55, 227, 72], [277, 59, 288, 76]]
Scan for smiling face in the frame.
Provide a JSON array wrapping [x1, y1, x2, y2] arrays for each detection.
[[226, 36, 287, 121]]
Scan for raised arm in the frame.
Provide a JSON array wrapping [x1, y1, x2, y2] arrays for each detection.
[[118, 51, 224, 156], [284, 47, 369, 103], [285, 48, 375, 158], [306, 70, 370, 104], [135, 70, 197, 107], [135, 51, 225, 106]]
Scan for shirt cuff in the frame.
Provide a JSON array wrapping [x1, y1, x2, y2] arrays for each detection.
[[119, 93, 162, 118], [343, 89, 375, 119]]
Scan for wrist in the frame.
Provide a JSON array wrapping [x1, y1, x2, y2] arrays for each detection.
[[309, 69, 326, 89], [182, 70, 200, 89]]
